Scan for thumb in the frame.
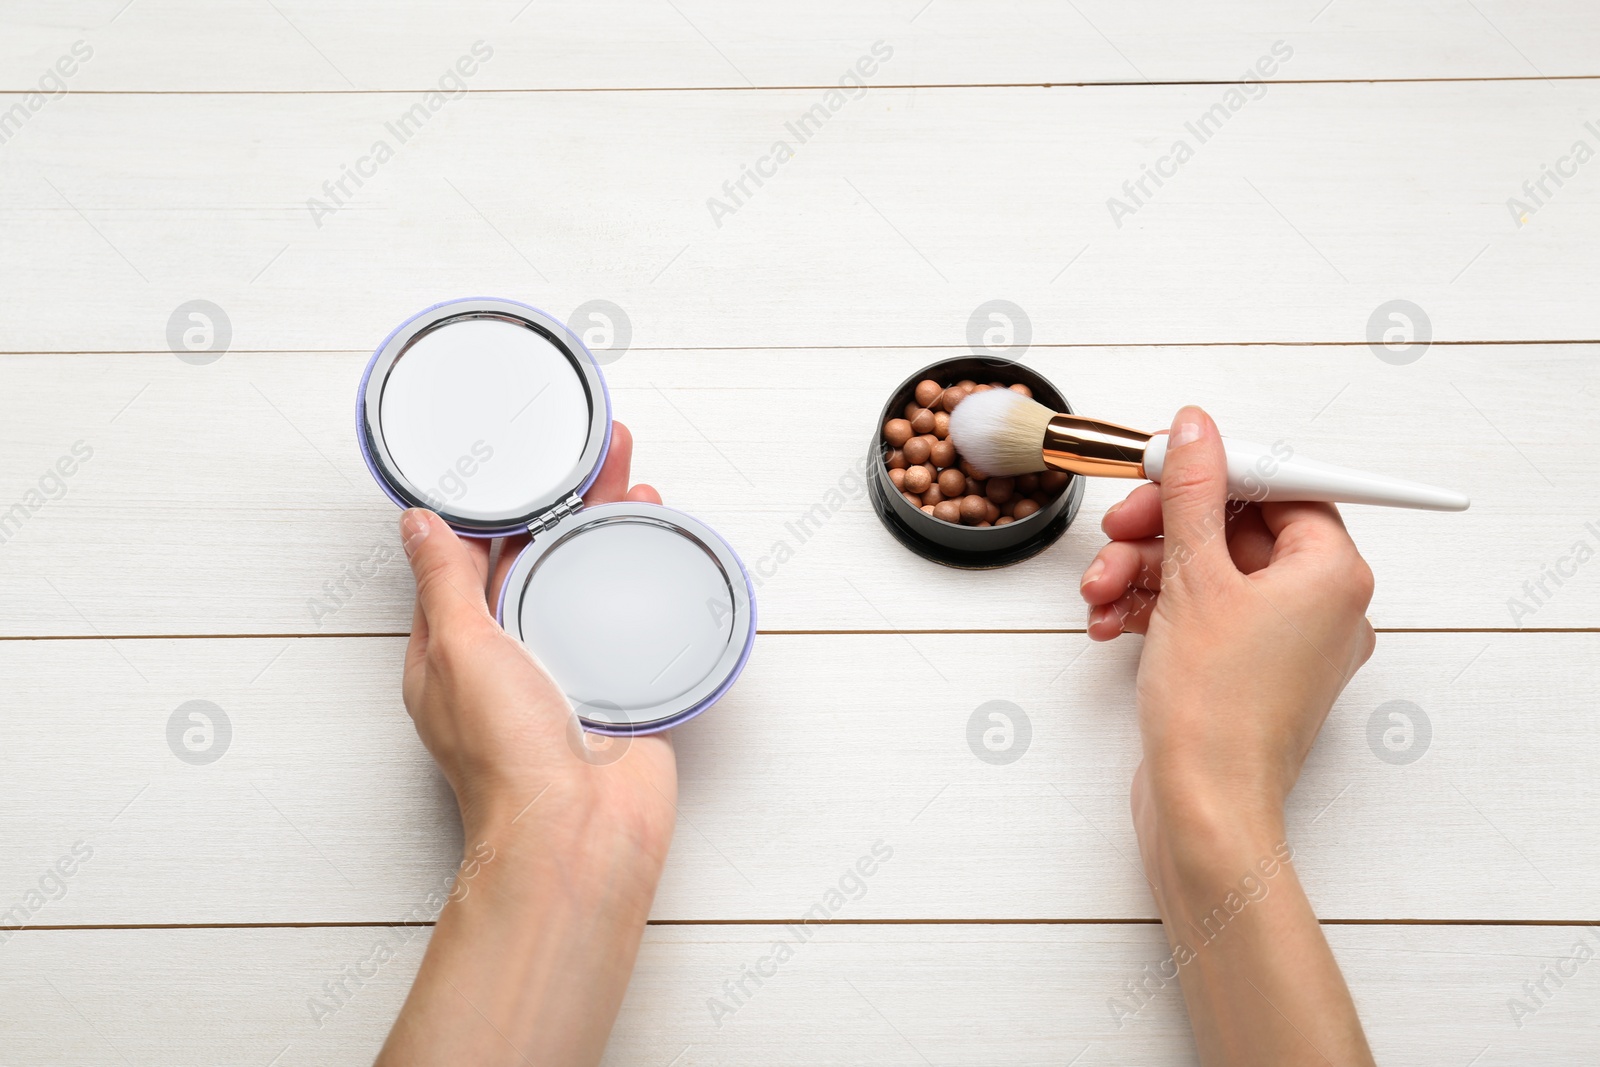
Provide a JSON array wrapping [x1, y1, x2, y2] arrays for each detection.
[[1155, 406, 1233, 583], [400, 509, 489, 628]]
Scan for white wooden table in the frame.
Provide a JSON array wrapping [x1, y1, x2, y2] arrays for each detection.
[[3, 2, 1597, 1063]]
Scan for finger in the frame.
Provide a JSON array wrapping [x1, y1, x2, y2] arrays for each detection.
[[461, 533, 491, 590], [401, 509, 492, 631], [1224, 502, 1278, 575], [1080, 538, 1164, 605], [1088, 587, 1159, 640], [1153, 406, 1235, 581], [403, 593, 429, 711], [1258, 500, 1355, 566], [409, 594, 428, 646], [584, 421, 634, 505], [1101, 482, 1163, 541], [487, 532, 530, 610], [626, 483, 663, 505]]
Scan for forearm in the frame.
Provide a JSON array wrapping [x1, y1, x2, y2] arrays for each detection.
[[376, 818, 665, 1066], [1142, 810, 1375, 1067]]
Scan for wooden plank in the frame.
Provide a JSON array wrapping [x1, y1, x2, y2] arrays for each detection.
[[0, 632, 1593, 924], [0, 346, 1590, 635], [0, 923, 1594, 1064], [1, 83, 1597, 351], [4, 0, 1597, 91]]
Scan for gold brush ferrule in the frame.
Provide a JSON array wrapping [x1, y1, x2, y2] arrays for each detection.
[[1041, 415, 1152, 479]]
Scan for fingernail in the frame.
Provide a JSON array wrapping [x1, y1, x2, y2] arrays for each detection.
[[1104, 499, 1125, 518], [1168, 421, 1202, 449], [401, 509, 431, 558], [1081, 558, 1106, 588], [1088, 604, 1119, 633], [1168, 406, 1210, 449]]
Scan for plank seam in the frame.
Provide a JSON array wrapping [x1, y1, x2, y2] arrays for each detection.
[[5, 918, 1595, 932], [4, 75, 1600, 95], [5, 339, 1600, 355], [0, 628, 1592, 642]]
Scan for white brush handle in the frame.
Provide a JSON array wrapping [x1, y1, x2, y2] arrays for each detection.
[[1141, 434, 1470, 511]]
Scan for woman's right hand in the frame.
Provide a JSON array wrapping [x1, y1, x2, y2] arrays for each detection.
[[1079, 405, 1377, 840], [1078, 405, 1378, 1067]]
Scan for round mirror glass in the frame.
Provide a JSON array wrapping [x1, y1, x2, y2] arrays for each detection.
[[506, 505, 754, 731], [381, 317, 588, 518], [361, 300, 611, 532]]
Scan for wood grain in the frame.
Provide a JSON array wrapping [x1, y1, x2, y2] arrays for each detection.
[[3, 0, 1596, 91], [0, 346, 1589, 635], [3, 4, 1596, 1060], [1, 83, 1597, 351], [0, 632, 1591, 924], [1, 923, 1594, 1065]]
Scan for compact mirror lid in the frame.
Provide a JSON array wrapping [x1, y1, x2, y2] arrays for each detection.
[[500, 502, 757, 734], [359, 299, 612, 534]]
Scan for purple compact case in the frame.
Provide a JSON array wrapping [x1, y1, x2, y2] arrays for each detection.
[[357, 297, 756, 735]]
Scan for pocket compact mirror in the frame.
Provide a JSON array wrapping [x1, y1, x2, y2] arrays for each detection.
[[358, 298, 756, 735]]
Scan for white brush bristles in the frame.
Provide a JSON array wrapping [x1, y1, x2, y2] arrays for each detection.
[[946, 388, 1055, 476]]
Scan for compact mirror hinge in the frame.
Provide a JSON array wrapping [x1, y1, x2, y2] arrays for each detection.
[[526, 493, 584, 538]]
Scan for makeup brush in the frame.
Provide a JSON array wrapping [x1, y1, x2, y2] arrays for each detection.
[[947, 388, 1470, 512]]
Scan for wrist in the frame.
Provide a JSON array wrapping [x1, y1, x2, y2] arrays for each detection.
[[446, 822, 664, 938], [1138, 757, 1284, 843], [1136, 789, 1294, 926], [1135, 768, 1286, 880], [460, 782, 672, 900]]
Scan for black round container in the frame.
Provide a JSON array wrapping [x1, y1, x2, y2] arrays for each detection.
[[867, 355, 1084, 568]]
